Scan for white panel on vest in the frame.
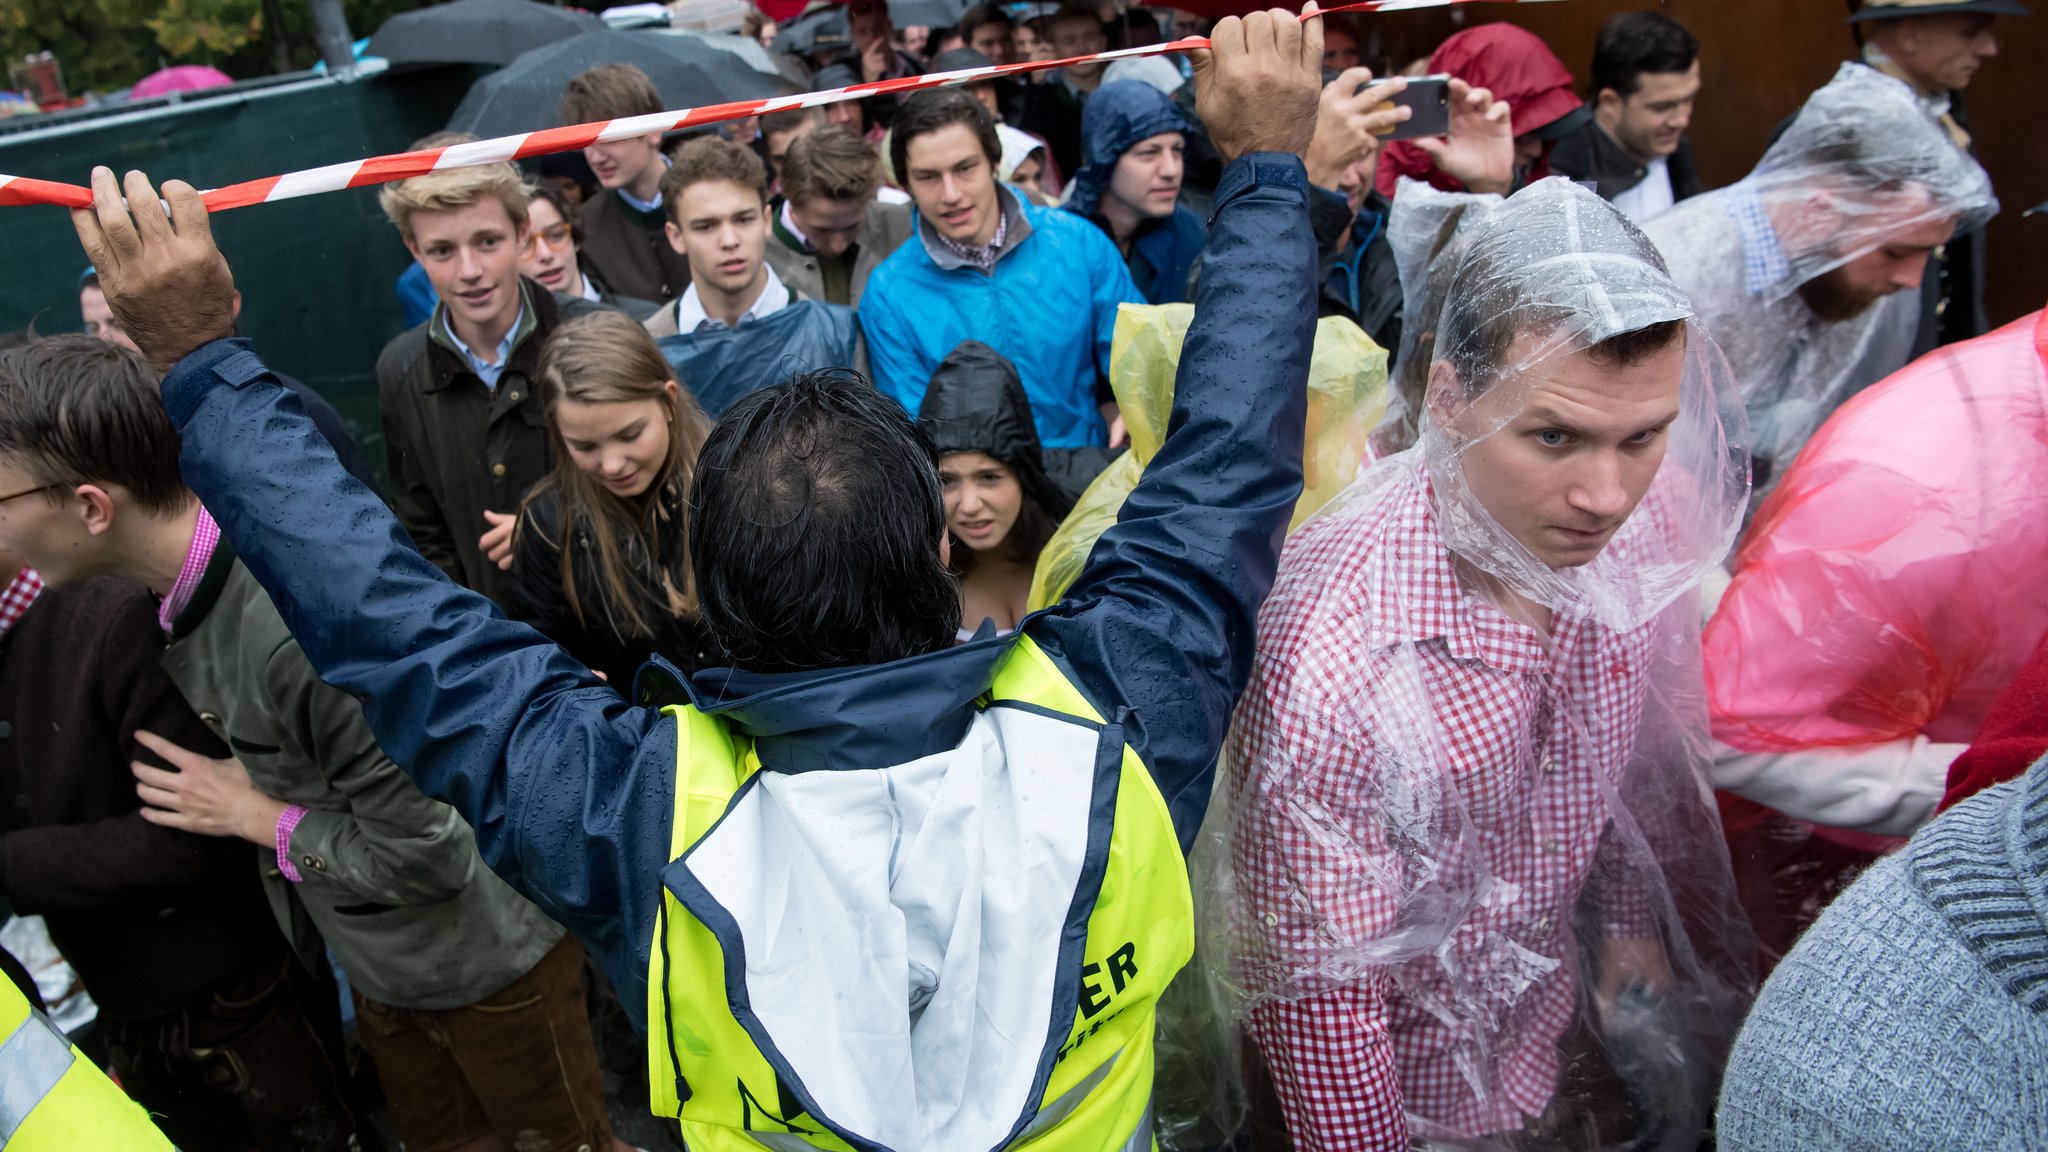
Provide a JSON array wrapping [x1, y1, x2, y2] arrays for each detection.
[[682, 705, 1104, 1151]]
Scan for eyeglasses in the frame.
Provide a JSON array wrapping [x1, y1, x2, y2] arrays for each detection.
[[524, 224, 574, 254], [0, 482, 57, 505]]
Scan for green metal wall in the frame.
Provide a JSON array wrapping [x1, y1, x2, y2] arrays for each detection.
[[0, 65, 482, 477]]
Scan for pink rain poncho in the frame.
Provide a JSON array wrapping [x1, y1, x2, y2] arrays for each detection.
[[1708, 309, 2048, 756], [1703, 312, 2048, 957], [1213, 179, 1754, 1152]]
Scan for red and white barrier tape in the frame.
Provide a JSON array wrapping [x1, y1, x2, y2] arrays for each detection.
[[0, 0, 1553, 213]]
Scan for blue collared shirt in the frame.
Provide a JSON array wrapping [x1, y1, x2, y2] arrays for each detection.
[[617, 155, 674, 214], [1723, 185, 1791, 298], [441, 303, 525, 390]]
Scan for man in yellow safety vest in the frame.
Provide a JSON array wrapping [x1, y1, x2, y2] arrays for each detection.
[[66, 7, 1328, 1147]]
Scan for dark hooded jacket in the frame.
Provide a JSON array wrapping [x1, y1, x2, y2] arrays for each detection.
[[1065, 80, 1208, 306], [917, 340, 1076, 529], [1375, 23, 1587, 199]]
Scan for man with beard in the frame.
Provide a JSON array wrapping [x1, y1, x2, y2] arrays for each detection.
[[1643, 63, 1994, 502]]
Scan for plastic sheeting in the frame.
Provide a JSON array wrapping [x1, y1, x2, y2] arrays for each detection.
[[1375, 178, 1502, 457], [1707, 309, 2048, 753], [1642, 63, 1996, 498], [1026, 303, 1389, 612], [1210, 180, 1754, 1149]]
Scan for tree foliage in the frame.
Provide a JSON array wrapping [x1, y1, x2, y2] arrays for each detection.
[[1, 0, 434, 94]]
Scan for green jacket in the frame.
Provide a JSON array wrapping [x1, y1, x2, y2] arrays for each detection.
[[158, 539, 562, 1009]]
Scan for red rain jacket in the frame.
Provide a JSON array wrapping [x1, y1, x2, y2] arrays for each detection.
[[1375, 23, 1581, 199]]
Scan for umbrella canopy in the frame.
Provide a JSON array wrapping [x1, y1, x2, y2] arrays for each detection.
[[369, 0, 604, 67], [130, 65, 234, 99], [889, 0, 967, 28], [760, 0, 969, 37], [775, 6, 852, 56], [447, 28, 784, 137], [644, 27, 781, 75]]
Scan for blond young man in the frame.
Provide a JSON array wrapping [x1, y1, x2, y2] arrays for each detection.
[[375, 161, 610, 604], [560, 64, 694, 302], [766, 125, 915, 308]]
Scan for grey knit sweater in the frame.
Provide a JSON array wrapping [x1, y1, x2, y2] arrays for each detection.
[[1717, 756, 2048, 1149]]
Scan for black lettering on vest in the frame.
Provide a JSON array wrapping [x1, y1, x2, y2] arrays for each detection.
[[1108, 941, 1138, 994], [1079, 962, 1109, 1018], [738, 1074, 815, 1135]]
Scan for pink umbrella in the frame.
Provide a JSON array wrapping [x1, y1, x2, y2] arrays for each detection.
[[130, 65, 234, 99]]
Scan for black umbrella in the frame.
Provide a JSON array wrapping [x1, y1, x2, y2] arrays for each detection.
[[447, 29, 786, 138], [368, 0, 604, 67], [776, 7, 852, 58], [890, 0, 967, 28]]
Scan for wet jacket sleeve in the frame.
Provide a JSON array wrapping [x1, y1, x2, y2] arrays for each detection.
[[159, 353, 678, 1026], [857, 268, 931, 416], [263, 637, 477, 907], [1029, 153, 1315, 849]]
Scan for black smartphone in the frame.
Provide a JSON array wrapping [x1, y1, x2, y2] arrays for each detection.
[[1385, 74, 1451, 141]]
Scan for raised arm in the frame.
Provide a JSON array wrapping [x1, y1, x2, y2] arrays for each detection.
[[71, 170, 678, 1023], [1028, 6, 1323, 849]]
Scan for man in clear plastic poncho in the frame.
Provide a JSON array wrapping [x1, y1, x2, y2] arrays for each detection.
[[1641, 63, 1994, 502], [1224, 179, 1755, 1151]]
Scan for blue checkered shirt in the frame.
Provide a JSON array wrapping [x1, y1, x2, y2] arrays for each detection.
[[1724, 186, 1791, 297]]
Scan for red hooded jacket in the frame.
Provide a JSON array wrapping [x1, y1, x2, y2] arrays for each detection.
[[1375, 23, 1583, 199]]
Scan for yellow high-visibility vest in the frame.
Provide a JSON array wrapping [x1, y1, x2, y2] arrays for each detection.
[[0, 975, 175, 1150], [646, 634, 1193, 1151]]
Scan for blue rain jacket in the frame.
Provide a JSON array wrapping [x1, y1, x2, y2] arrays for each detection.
[[1065, 80, 1208, 306], [654, 299, 862, 417], [159, 154, 1315, 1034], [860, 190, 1142, 451]]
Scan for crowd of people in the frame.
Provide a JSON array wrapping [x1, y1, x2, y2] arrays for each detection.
[[2, 0, 2042, 1149]]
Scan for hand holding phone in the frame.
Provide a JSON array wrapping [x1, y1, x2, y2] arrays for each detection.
[[1382, 73, 1451, 141], [1305, 68, 1411, 190]]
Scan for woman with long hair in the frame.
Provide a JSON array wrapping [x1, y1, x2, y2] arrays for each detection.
[[509, 310, 714, 686], [917, 341, 1074, 640]]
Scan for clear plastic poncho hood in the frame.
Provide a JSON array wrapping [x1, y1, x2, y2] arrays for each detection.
[[1205, 179, 1756, 1151], [1416, 178, 1748, 635], [1642, 64, 1997, 491], [1724, 62, 1995, 302]]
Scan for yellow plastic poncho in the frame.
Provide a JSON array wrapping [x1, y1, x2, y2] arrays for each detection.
[[1028, 303, 1390, 611]]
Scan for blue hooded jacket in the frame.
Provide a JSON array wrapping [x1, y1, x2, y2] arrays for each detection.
[[1065, 80, 1208, 307], [861, 188, 1142, 451], [159, 153, 1315, 1033]]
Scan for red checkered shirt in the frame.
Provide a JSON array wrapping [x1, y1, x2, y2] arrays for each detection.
[[1227, 461, 1656, 1150], [0, 567, 44, 637], [157, 506, 221, 634]]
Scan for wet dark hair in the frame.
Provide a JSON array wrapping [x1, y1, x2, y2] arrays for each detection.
[[889, 88, 1000, 192], [0, 335, 189, 516], [690, 369, 960, 672], [1589, 12, 1699, 100]]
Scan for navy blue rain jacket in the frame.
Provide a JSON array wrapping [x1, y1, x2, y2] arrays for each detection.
[[159, 153, 1316, 1033], [1066, 80, 1208, 306]]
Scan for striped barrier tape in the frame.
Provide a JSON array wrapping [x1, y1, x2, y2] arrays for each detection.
[[0, 0, 1555, 213]]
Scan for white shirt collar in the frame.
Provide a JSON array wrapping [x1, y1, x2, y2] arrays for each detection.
[[670, 261, 789, 334], [617, 154, 674, 214]]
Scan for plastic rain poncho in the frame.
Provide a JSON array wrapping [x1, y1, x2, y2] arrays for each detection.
[[1026, 303, 1389, 612], [1374, 178, 1503, 457], [1642, 63, 1996, 501], [1700, 309, 2048, 962], [1214, 179, 1755, 1151]]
